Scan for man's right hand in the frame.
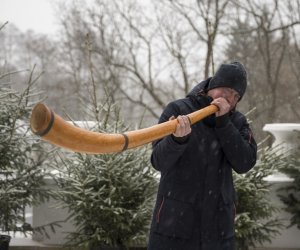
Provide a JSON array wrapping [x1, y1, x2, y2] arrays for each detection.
[[170, 115, 192, 138]]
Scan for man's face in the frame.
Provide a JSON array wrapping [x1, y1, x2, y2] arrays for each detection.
[[207, 87, 240, 110]]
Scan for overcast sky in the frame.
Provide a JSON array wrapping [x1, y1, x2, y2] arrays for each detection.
[[1, 0, 58, 34]]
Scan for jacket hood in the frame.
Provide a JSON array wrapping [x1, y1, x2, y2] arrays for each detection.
[[187, 77, 212, 98]]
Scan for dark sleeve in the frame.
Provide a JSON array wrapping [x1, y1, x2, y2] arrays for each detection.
[[215, 113, 257, 174], [150, 101, 189, 173]]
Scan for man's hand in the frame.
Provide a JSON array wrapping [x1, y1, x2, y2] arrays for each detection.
[[211, 97, 231, 117], [170, 115, 192, 138]]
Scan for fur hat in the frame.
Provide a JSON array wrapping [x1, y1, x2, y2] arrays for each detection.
[[208, 61, 247, 100]]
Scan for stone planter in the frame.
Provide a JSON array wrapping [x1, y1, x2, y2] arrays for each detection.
[[262, 123, 300, 249], [0, 235, 11, 250], [263, 123, 300, 154]]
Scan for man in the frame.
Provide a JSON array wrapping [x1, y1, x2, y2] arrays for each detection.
[[148, 61, 257, 250]]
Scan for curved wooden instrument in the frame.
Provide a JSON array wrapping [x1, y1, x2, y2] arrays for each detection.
[[30, 103, 218, 154]]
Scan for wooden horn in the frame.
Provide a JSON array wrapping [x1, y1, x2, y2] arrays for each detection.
[[30, 103, 218, 154]]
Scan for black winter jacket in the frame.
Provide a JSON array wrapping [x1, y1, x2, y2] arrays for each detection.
[[148, 79, 257, 250]]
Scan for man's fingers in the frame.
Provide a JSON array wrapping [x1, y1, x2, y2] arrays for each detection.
[[182, 115, 190, 125], [170, 115, 192, 137], [176, 115, 191, 136], [169, 115, 175, 121]]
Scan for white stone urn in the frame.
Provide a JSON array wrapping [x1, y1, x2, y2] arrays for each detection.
[[262, 123, 300, 249], [263, 123, 300, 154], [262, 123, 300, 182]]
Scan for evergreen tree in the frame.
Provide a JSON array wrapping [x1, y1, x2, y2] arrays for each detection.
[[52, 85, 158, 249], [0, 70, 51, 237], [234, 145, 286, 250], [55, 145, 157, 249]]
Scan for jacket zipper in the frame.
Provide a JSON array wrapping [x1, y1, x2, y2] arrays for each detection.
[[156, 196, 165, 223], [248, 131, 252, 144]]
